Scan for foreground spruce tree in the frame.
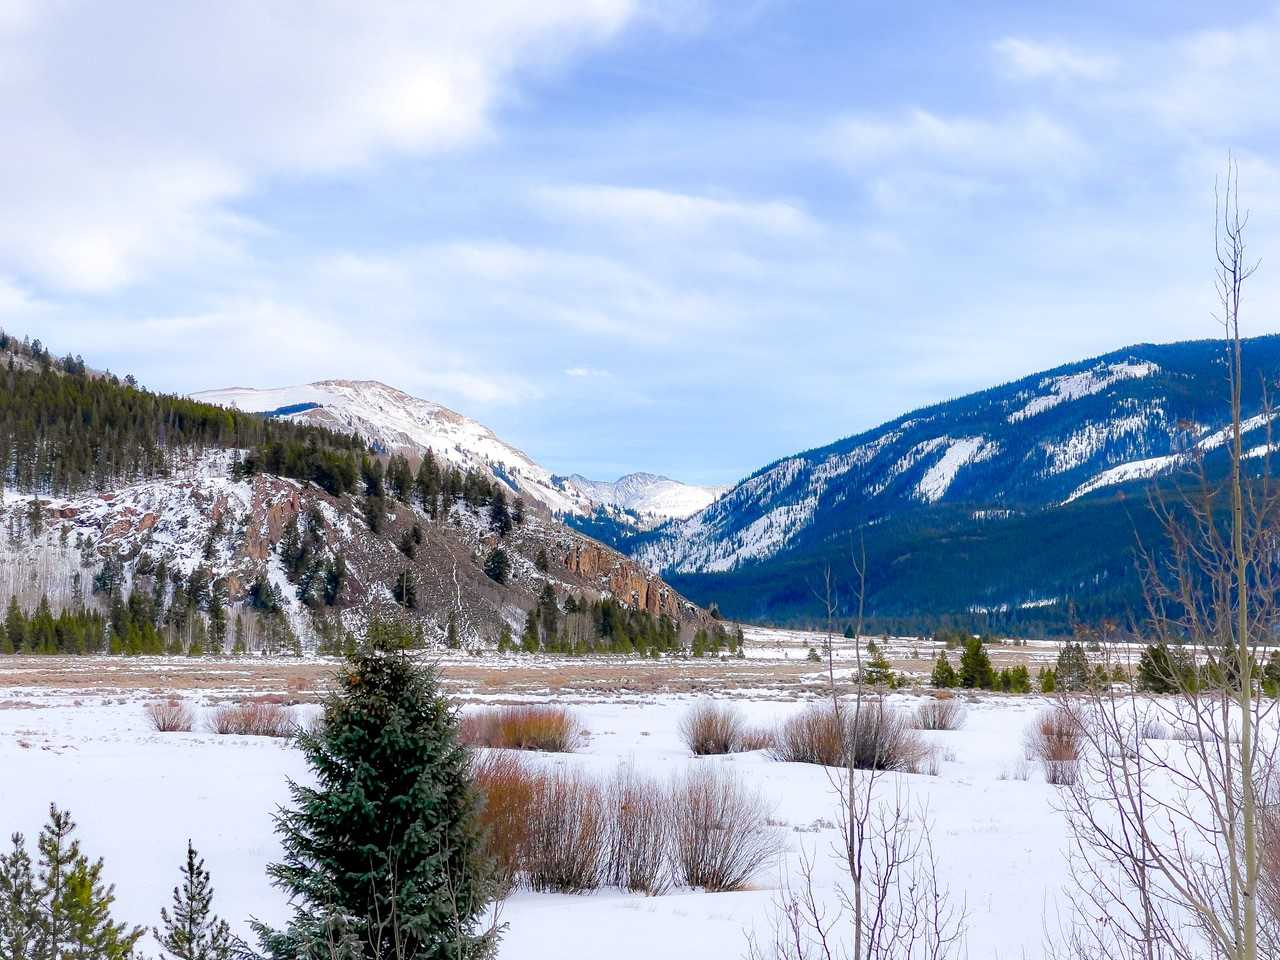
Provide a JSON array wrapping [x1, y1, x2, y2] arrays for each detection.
[[254, 622, 497, 960], [155, 842, 233, 960]]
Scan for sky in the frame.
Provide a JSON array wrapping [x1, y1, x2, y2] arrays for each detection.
[[3, 1, 1280, 485]]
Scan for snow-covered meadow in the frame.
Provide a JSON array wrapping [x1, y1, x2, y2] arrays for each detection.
[[0, 660, 1073, 960]]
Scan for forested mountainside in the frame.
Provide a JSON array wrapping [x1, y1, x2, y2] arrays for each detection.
[[626, 335, 1280, 634], [0, 332, 716, 654]]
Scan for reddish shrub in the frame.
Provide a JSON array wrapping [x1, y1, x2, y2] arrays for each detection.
[[209, 701, 294, 737], [459, 705, 583, 753], [145, 699, 193, 733], [679, 701, 745, 755], [670, 766, 781, 892]]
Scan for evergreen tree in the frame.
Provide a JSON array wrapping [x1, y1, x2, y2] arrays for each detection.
[[1055, 642, 1091, 692], [35, 805, 143, 960], [861, 640, 895, 686], [0, 833, 39, 958], [154, 842, 233, 960], [930, 652, 957, 689], [487, 489, 512, 538], [1136, 642, 1189, 694], [445, 612, 460, 651], [958, 636, 995, 689], [534, 548, 549, 574], [483, 548, 510, 585], [253, 628, 497, 959]]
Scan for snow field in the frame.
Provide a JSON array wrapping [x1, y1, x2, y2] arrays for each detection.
[[0, 684, 1072, 958]]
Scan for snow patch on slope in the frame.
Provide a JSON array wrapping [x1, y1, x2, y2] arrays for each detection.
[[915, 437, 998, 503], [1009, 361, 1159, 423]]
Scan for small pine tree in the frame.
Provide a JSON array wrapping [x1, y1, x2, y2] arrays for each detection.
[[861, 640, 895, 687], [253, 627, 497, 960], [958, 637, 995, 690], [534, 548, 549, 574], [35, 806, 143, 960], [0, 832, 40, 957], [483, 548, 510, 585], [446, 611, 460, 650], [930, 653, 957, 689], [155, 842, 233, 960], [1055, 642, 1091, 692]]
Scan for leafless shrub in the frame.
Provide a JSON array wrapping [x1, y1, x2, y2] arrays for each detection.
[[1138, 717, 1171, 740], [523, 768, 607, 893], [845, 701, 930, 773], [605, 764, 672, 895], [739, 726, 777, 752], [145, 699, 193, 733], [679, 700, 745, 755], [1025, 706, 1081, 786], [459, 705, 583, 753], [471, 751, 537, 894], [769, 701, 928, 773], [670, 765, 781, 892], [913, 698, 966, 731], [209, 701, 294, 737], [768, 703, 846, 766]]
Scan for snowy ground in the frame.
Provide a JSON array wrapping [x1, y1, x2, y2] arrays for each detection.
[[0, 659, 1071, 960]]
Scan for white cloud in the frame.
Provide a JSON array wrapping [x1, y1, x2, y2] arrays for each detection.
[[827, 109, 1085, 176], [532, 184, 819, 236], [565, 366, 610, 378], [993, 37, 1115, 81], [0, 1, 637, 292]]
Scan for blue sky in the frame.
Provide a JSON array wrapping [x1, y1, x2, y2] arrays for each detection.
[[3, 1, 1280, 484]]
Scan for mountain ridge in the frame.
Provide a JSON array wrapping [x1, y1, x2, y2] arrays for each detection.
[[623, 334, 1280, 629], [192, 380, 721, 524]]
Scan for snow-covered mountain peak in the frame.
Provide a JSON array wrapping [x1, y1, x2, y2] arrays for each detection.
[[555, 472, 727, 521], [191, 380, 716, 523]]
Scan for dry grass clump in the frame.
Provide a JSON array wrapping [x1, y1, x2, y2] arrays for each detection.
[[606, 765, 672, 895], [670, 765, 781, 892], [769, 701, 929, 773], [209, 701, 294, 737], [914, 698, 966, 731], [679, 701, 745, 755], [471, 751, 537, 894], [145, 699, 194, 733], [523, 768, 607, 893], [459, 704, 584, 753], [1025, 706, 1082, 786]]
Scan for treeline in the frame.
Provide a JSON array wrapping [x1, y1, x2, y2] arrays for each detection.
[[362, 449, 525, 531], [506, 589, 741, 657], [0, 329, 367, 496]]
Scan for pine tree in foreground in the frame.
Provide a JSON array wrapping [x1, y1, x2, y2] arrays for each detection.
[[0, 832, 40, 958], [0, 806, 144, 960], [155, 842, 233, 960], [253, 623, 498, 960]]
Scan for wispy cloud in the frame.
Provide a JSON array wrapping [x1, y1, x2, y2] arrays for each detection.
[[993, 37, 1115, 81], [532, 184, 819, 237]]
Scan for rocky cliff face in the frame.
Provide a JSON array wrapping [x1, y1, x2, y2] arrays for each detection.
[[561, 541, 691, 620], [0, 454, 710, 648]]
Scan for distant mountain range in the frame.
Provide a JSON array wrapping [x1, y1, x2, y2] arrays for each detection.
[[191, 381, 723, 525], [616, 335, 1280, 632]]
